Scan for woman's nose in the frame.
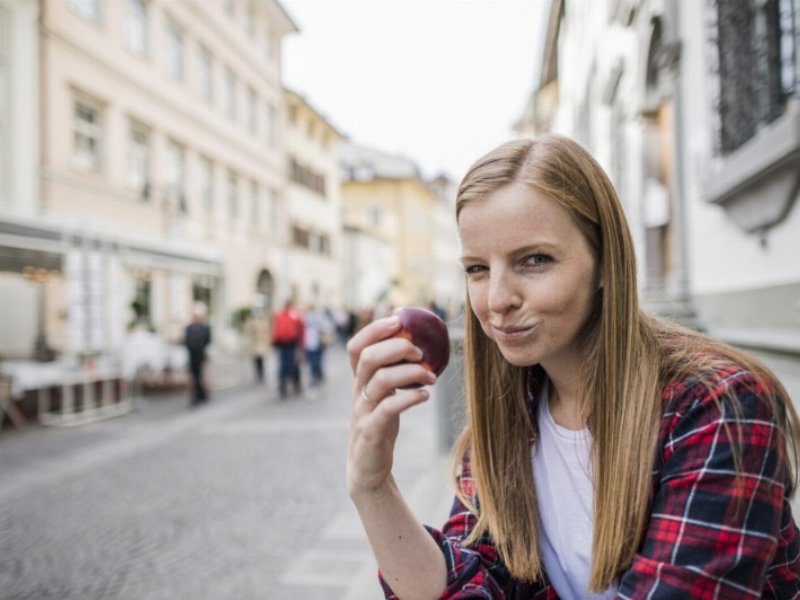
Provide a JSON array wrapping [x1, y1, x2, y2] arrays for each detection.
[[487, 271, 521, 314]]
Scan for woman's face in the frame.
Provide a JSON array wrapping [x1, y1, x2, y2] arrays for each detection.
[[458, 182, 599, 371]]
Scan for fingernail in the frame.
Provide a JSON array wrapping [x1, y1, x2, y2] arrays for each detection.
[[386, 316, 400, 327], [419, 389, 429, 399]]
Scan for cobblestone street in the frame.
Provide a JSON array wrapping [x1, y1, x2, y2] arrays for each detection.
[[0, 347, 453, 600]]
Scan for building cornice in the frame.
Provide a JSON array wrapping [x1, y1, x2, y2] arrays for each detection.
[[0, 210, 224, 272], [703, 108, 800, 234]]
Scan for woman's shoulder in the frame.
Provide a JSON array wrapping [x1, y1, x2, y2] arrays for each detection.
[[659, 357, 779, 429]]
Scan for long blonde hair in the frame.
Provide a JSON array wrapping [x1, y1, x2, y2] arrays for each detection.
[[453, 135, 800, 590]]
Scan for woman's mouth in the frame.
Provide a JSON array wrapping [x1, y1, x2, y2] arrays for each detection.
[[491, 323, 538, 342]]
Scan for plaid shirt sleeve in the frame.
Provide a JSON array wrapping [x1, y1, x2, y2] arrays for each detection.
[[617, 367, 800, 599], [380, 454, 556, 600]]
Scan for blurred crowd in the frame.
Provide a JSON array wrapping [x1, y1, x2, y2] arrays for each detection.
[[228, 299, 451, 403]]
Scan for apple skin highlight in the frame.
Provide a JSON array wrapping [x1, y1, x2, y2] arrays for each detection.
[[389, 307, 450, 377]]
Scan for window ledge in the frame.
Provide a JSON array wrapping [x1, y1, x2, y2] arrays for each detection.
[[703, 109, 800, 233], [707, 327, 800, 357]]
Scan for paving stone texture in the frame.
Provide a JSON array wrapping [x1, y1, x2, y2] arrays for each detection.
[[0, 346, 455, 600]]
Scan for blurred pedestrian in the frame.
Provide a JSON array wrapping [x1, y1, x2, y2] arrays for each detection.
[[243, 308, 270, 384], [428, 300, 447, 323], [184, 303, 211, 407], [272, 299, 304, 398], [334, 308, 350, 345], [303, 305, 335, 387]]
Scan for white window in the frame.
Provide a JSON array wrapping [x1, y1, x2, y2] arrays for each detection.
[[73, 96, 103, 172], [225, 68, 237, 121], [369, 205, 382, 227], [246, 2, 256, 38], [309, 231, 321, 253], [250, 179, 259, 225], [127, 119, 150, 200], [247, 86, 258, 134], [169, 272, 187, 320], [265, 27, 275, 62], [71, 0, 100, 22], [227, 169, 238, 218], [165, 20, 184, 81], [267, 103, 277, 148], [269, 188, 278, 233], [126, 0, 148, 56], [271, 37, 280, 63], [199, 155, 214, 212], [197, 46, 213, 103], [165, 140, 186, 213]]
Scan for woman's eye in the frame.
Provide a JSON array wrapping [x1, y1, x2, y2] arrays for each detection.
[[524, 254, 552, 267], [464, 265, 487, 275]]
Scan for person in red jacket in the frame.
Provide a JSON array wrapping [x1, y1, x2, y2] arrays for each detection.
[[272, 299, 304, 399], [346, 135, 800, 599]]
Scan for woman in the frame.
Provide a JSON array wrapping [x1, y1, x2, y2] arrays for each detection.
[[347, 135, 800, 599]]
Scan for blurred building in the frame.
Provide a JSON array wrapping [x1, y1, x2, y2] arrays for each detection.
[[339, 140, 461, 313], [0, 0, 45, 358], [428, 173, 463, 320], [519, 0, 800, 396], [284, 88, 343, 309], [0, 0, 296, 365]]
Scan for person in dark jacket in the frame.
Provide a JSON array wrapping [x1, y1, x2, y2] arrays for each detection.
[[184, 303, 211, 406]]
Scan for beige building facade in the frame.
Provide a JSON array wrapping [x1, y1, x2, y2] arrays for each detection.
[[284, 89, 343, 309], [1, 0, 296, 365]]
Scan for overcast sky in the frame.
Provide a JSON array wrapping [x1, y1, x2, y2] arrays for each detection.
[[280, 0, 547, 181]]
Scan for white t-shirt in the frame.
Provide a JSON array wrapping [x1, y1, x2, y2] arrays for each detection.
[[531, 380, 616, 600]]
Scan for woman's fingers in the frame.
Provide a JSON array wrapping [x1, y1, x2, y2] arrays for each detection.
[[346, 314, 436, 494], [357, 361, 436, 411], [356, 338, 425, 390], [370, 388, 431, 422], [347, 316, 402, 373]]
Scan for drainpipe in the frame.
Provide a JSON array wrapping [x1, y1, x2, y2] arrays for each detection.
[[666, 0, 699, 328]]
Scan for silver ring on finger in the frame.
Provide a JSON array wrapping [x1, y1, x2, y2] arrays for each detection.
[[361, 386, 375, 406]]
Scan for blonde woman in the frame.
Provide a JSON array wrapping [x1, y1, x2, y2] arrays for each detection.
[[347, 135, 800, 599]]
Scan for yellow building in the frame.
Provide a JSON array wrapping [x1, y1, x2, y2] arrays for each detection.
[[284, 89, 343, 309], [340, 141, 442, 310]]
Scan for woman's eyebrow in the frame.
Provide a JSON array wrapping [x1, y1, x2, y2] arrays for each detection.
[[459, 255, 482, 264], [460, 242, 561, 262], [507, 242, 560, 259]]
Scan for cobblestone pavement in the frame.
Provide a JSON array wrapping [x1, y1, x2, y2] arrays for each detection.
[[0, 347, 454, 600]]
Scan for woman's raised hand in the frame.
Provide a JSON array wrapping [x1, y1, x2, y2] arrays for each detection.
[[346, 315, 436, 497]]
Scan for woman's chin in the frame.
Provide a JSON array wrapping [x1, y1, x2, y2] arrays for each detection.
[[496, 346, 539, 368]]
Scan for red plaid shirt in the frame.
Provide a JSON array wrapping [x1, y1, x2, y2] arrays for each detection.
[[382, 366, 800, 598]]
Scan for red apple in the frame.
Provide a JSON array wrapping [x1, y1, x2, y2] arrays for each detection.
[[389, 307, 450, 377]]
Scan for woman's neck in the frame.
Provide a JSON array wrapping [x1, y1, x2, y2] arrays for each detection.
[[544, 367, 585, 431]]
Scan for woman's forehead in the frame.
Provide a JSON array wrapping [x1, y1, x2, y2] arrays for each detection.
[[459, 185, 579, 238]]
